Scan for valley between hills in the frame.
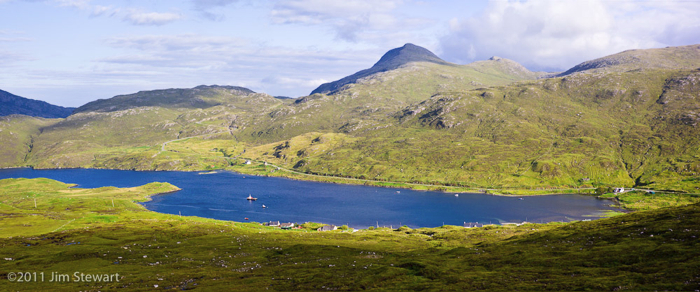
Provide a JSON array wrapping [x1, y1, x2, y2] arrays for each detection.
[[2, 43, 700, 290]]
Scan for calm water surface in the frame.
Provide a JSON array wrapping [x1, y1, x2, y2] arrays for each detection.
[[0, 168, 621, 228]]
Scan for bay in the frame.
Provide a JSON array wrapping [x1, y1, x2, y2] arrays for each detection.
[[0, 168, 621, 228]]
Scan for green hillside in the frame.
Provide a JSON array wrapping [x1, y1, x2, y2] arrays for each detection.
[[0, 115, 60, 168], [561, 44, 700, 75], [1, 44, 699, 194], [24, 86, 287, 169], [265, 68, 700, 192], [1, 178, 699, 290]]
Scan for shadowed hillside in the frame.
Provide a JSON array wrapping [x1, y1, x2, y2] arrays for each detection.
[[0, 89, 74, 118], [73, 85, 257, 113]]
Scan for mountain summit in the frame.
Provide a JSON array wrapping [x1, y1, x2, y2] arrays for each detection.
[[310, 43, 450, 95]]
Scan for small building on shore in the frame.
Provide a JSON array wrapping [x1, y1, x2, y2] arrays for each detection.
[[280, 222, 295, 229], [267, 221, 280, 227], [464, 222, 483, 228], [317, 225, 337, 232]]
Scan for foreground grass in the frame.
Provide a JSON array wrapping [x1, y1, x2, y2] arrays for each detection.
[[1, 178, 700, 290]]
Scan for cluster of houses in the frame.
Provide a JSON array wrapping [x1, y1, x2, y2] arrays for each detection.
[[264, 221, 338, 232], [264, 221, 535, 231], [264, 221, 296, 229], [463, 222, 484, 228], [464, 221, 531, 228]]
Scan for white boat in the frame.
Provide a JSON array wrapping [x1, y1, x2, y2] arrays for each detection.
[[246, 195, 257, 201], [455, 194, 459, 197], [262, 204, 267, 208]]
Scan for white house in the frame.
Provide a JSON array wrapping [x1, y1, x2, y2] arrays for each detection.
[[317, 225, 338, 232]]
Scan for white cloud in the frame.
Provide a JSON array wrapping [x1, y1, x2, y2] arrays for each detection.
[[95, 34, 378, 97], [21, 1, 185, 26], [271, 0, 416, 42], [192, 0, 239, 10], [190, 0, 242, 21], [262, 76, 328, 88], [440, 0, 700, 71], [104, 34, 249, 54], [54, 0, 91, 9], [91, 5, 116, 17], [0, 50, 33, 66], [0, 37, 32, 42], [122, 10, 183, 26]]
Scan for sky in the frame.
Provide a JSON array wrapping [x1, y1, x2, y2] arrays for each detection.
[[1, 0, 699, 107]]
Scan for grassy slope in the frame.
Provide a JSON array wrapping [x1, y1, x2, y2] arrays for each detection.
[[257, 69, 700, 193], [0, 115, 60, 168], [25, 87, 287, 170], [1, 178, 699, 291], [562, 44, 700, 75], [1, 47, 699, 195]]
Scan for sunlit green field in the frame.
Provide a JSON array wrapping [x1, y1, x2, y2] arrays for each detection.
[[1, 178, 700, 290]]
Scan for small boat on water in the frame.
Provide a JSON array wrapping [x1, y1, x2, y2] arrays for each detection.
[[262, 204, 267, 208], [244, 217, 249, 220], [246, 195, 257, 201], [455, 194, 459, 197]]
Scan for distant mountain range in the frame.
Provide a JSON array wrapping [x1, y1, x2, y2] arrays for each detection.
[[0, 89, 74, 118], [74, 85, 257, 113]]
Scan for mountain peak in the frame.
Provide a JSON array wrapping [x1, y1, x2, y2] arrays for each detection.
[[310, 43, 449, 95], [372, 43, 448, 69]]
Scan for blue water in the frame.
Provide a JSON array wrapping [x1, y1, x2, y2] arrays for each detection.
[[0, 168, 621, 228]]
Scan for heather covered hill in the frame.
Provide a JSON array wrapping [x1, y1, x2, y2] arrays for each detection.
[[0, 89, 74, 118]]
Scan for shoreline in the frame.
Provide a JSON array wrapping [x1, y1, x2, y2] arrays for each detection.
[[0, 171, 629, 229], [5, 163, 609, 197]]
